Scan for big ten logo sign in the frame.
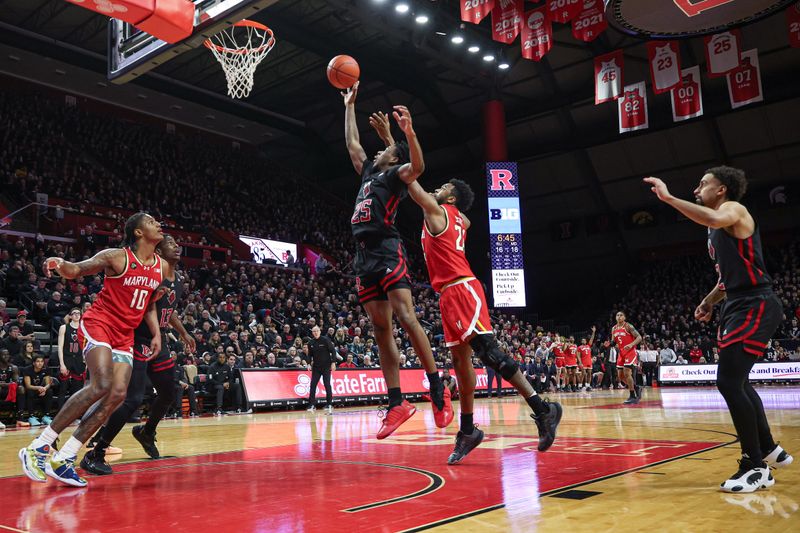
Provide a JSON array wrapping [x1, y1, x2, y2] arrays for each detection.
[[489, 169, 516, 191], [673, 0, 735, 17], [490, 208, 520, 221]]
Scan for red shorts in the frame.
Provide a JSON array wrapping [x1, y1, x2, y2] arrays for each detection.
[[616, 349, 638, 367], [440, 278, 493, 347], [581, 356, 592, 368], [555, 357, 565, 369], [78, 317, 134, 365], [565, 355, 578, 367]]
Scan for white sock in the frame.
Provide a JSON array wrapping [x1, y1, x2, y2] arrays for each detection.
[[53, 436, 84, 461], [32, 426, 59, 449]]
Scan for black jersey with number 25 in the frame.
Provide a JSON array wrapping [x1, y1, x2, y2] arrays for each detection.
[[350, 159, 408, 240]]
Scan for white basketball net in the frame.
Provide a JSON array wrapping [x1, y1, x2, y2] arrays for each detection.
[[205, 22, 275, 99]]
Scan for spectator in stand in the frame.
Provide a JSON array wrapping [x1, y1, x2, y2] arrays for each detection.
[[441, 369, 457, 399], [15, 340, 37, 368], [8, 310, 34, 342], [362, 354, 377, 368], [688, 342, 703, 364], [265, 352, 281, 368], [676, 355, 688, 365], [31, 279, 51, 320], [659, 341, 677, 365], [46, 291, 70, 325], [339, 354, 357, 368], [0, 300, 9, 323], [209, 352, 243, 415]]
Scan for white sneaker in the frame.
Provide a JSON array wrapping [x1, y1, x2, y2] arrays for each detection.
[[720, 459, 771, 493], [306, 405, 316, 412], [0, 420, 5, 430], [764, 445, 794, 469], [325, 405, 333, 415]]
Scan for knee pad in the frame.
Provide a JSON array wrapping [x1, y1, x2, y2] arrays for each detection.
[[469, 335, 519, 381]]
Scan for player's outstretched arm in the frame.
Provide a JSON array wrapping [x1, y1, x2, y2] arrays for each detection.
[[43, 248, 125, 280], [408, 181, 447, 234], [343, 82, 367, 174], [643, 177, 744, 229], [393, 105, 425, 184], [369, 111, 395, 148]]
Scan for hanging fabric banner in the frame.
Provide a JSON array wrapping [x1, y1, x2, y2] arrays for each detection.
[[618, 82, 649, 134], [703, 29, 741, 77], [571, 0, 607, 42], [788, 1, 800, 48], [491, 0, 523, 44], [460, 0, 495, 24], [727, 49, 763, 109], [671, 66, 704, 122], [548, 0, 583, 24], [594, 50, 624, 104], [647, 41, 682, 94], [521, 6, 553, 61]]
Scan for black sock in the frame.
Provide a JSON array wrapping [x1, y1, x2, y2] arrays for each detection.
[[388, 387, 403, 408], [94, 438, 111, 454], [526, 393, 546, 416], [426, 372, 444, 410], [460, 413, 474, 434]]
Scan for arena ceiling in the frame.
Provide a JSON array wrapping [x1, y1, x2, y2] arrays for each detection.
[[1, 0, 799, 315]]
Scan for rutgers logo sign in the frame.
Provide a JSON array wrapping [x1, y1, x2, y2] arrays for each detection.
[[673, 0, 735, 17], [489, 169, 515, 191]]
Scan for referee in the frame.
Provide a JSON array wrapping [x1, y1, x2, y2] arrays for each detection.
[[306, 326, 339, 414]]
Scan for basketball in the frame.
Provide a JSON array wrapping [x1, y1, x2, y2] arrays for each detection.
[[327, 55, 360, 90]]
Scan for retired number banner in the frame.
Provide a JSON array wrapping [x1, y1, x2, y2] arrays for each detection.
[[618, 82, 649, 134], [788, 1, 800, 48], [647, 41, 682, 94], [727, 49, 763, 109], [594, 50, 624, 104], [670, 66, 704, 122], [704, 29, 741, 77]]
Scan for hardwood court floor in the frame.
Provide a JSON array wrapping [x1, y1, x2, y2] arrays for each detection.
[[0, 386, 798, 533]]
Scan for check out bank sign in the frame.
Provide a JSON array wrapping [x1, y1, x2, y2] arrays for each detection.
[[659, 362, 800, 383]]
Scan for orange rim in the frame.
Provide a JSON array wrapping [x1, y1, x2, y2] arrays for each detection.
[[203, 20, 275, 55]]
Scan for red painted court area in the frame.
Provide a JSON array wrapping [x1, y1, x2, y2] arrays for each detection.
[[1, 433, 720, 532]]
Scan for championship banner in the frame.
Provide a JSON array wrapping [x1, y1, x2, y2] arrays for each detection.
[[647, 41, 681, 94], [703, 29, 741, 77], [659, 362, 800, 384], [491, 0, 523, 44], [670, 66, 704, 122], [521, 6, 552, 61], [618, 81, 649, 134], [241, 368, 517, 406], [571, 0, 607, 42], [547, 0, 582, 24], [594, 50, 624, 104], [787, 1, 800, 48], [727, 49, 763, 109], [486, 162, 526, 308], [461, 0, 494, 24]]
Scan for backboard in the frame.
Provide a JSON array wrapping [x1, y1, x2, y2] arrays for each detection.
[[108, 0, 278, 84]]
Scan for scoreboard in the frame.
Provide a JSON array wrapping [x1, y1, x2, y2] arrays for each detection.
[[486, 162, 526, 308]]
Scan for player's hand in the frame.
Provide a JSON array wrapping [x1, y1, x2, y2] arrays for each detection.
[[59, 364, 69, 377], [623, 343, 633, 352], [182, 382, 189, 390], [695, 301, 713, 322], [368, 111, 393, 143], [148, 335, 162, 361], [392, 105, 414, 136], [223, 382, 230, 390], [591, 325, 596, 333], [182, 332, 197, 354], [44, 257, 64, 278], [643, 177, 674, 202], [342, 81, 359, 106]]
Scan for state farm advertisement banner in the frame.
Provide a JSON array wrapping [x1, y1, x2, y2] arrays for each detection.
[[241, 368, 515, 405], [659, 362, 800, 383]]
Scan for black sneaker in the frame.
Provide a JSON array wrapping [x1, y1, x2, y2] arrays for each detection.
[[635, 385, 643, 399], [132, 425, 160, 459], [80, 449, 112, 475], [447, 426, 485, 465], [530, 401, 563, 452], [623, 394, 638, 405]]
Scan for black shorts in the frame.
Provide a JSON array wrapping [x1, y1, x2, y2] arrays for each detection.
[[354, 237, 411, 304], [133, 341, 175, 373], [717, 290, 782, 357]]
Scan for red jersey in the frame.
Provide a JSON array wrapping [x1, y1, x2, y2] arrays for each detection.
[[420, 204, 475, 293], [552, 342, 567, 360], [612, 323, 637, 358], [565, 343, 579, 366], [83, 248, 163, 333], [578, 343, 592, 366]]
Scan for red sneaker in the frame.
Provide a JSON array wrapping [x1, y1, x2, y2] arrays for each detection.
[[377, 400, 417, 440], [432, 386, 454, 428]]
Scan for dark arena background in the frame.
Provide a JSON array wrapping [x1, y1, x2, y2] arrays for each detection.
[[0, 1, 798, 532]]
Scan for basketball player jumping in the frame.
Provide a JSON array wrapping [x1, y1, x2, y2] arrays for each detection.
[[81, 235, 195, 475], [645, 168, 792, 492], [19, 213, 164, 487], [404, 174, 562, 464], [611, 311, 642, 405], [343, 82, 452, 439]]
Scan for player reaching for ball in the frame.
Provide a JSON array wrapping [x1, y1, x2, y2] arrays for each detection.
[[343, 81, 453, 439]]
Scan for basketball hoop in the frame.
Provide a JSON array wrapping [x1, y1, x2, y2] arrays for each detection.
[[204, 20, 275, 99]]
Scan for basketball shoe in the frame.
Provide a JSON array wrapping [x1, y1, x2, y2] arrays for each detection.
[[46, 455, 88, 487], [764, 444, 793, 469], [720, 457, 772, 493], [431, 385, 454, 428], [377, 400, 416, 439], [19, 444, 50, 482], [530, 401, 563, 451], [80, 448, 112, 475], [132, 425, 160, 459], [447, 426, 485, 465]]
